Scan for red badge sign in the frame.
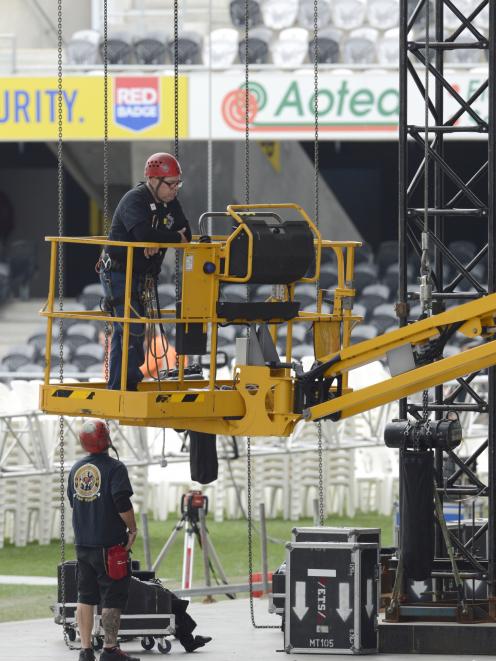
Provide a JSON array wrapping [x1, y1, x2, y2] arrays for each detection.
[[114, 76, 160, 132]]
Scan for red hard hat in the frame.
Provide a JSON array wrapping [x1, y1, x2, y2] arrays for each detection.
[[79, 420, 111, 454], [144, 152, 182, 178]]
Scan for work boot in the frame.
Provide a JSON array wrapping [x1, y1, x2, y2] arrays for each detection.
[[182, 635, 213, 653], [100, 648, 140, 661], [79, 650, 95, 661]]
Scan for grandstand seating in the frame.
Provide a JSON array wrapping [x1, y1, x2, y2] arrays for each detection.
[[54, 0, 492, 71]]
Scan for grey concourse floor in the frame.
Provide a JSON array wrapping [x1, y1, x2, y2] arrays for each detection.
[[0, 598, 491, 660]]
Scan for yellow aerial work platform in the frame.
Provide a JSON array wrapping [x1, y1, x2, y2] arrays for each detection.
[[39, 203, 496, 436]]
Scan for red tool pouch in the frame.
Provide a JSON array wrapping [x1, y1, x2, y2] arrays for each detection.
[[105, 545, 129, 580]]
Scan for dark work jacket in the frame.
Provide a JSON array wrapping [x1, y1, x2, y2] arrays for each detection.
[[67, 452, 133, 548], [107, 183, 192, 275]]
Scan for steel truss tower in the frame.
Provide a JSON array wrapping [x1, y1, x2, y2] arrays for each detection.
[[395, 0, 495, 623]]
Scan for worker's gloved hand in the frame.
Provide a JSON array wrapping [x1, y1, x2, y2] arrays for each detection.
[[144, 246, 160, 258]]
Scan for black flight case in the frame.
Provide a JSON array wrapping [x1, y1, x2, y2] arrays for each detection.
[[284, 542, 380, 655]]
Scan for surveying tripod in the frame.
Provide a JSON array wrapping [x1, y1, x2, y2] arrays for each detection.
[[151, 490, 234, 598]]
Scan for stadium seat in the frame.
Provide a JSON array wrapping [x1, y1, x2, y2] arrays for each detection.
[[66, 29, 100, 65], [167, 31, 203, 65], [331, 0, 367, 30], [272, 27, 308, 68], [15, 363, 44, 377], [297, 0, 332, 30], [28, 324, 61, 351], [239, 27, 272, 64], [319, 267, 339, 290], [370, 303, 397, 333], [220, 284, 248, 302], [99, 32, 133, 64], [230, 0, 263, 29], [378, 28, 400, 65], [79, 282, 105, 310], [360, 283, 391, 310], [133, 31, 167, 65], [354, 241, 374, 265], [354, 263, 379, 293], [367, 0, 400, 30], [352, 302, 367, 320], [350, 324, 378, 345], [0, 345, 37, 372], [342, 28, 379, 65], [41, 342, 72, 367], [66, 323, 98, 351], [382, 262, 414, 293], [203, 28, 239, 68], [261, 0, 298, 30], [308, 27, 342, 64], [72, 343, 104, 372]]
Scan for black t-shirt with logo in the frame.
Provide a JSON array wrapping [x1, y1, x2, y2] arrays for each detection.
[[67, 452, 133, 548], [107, 182, 192, 274]]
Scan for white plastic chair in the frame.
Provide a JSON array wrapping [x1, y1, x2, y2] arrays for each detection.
[[261, 0, 299, 30], [297, 0, 332, 30], [343, 28, 379, 65], [66, 29, 100, 65], [354, 446, 397, 514], [378, 27, 400, 66], [327, 449, 356, 517], [271, 27, 308, 68], [367, 0, 400, 30], [331, 0, 367, 31], [203, 28, 238, 68]]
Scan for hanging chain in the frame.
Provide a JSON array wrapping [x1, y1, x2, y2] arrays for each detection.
[[313, 0, 324, 527], [207, 0, 213, 212], [56, 0, 68, 648], [419, 0, 432, 430], [243, 0, 276, 630], [174, 0, 180, 369], [103, 0, 110, 384], [244, 0, 250, 208]]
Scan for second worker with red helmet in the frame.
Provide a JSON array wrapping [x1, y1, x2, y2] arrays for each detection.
[[99, 153, 192, 391]]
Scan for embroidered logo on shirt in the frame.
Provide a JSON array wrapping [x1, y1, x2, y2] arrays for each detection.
[[164, 213, 175, 229], [74, 463, 101, 502]]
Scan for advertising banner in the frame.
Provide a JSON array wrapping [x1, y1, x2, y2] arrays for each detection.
[[189, 70, 489, 141], [0, 70, 488, 141], [0, 75, 188, 141]]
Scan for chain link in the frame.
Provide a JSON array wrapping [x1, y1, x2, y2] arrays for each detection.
[[174, 0, 180, 370], [56, 0, 68, 647], [247, 437, 277, 629], [313, 0, 325, 527], [103, 0, 110, 384]]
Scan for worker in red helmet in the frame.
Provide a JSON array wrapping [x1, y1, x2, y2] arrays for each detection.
[[98, 152, 192, 391], [67, 419, 139, 661]]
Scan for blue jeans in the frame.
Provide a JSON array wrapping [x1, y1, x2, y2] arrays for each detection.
[[100, 270, 145, 390]]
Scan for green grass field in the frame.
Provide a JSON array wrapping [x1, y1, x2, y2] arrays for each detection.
[[0, 513, 392, 623]]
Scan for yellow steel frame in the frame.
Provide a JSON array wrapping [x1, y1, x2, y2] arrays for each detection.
[[40, 204, 360, 435], [39, 202, 496, 436]]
